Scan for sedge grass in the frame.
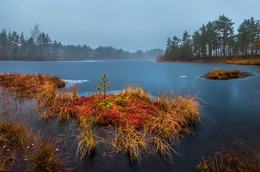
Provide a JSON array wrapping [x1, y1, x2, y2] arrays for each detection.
[[36, 84, 77, 121], [27, 141, 62, 172], [0, 121, 62, 171], [197, 142, 260, 172], [76, 116, 98, 160], [0, 73, 202, 165], [72, 87, 201, 164]]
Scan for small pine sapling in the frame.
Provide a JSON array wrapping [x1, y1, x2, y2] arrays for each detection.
[[96, 74, 111, 103]]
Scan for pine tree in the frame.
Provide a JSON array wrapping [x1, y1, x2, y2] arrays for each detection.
[[215, 15, 234, 57]]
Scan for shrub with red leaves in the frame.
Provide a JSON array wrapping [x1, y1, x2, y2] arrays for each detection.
[[67, 94, 161, 128]]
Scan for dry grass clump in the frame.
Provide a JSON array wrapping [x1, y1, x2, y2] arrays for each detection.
[[27, 142, 62, 172], [107, 123, 176, 164], [149, 93, 201, 143], [124, 86, 152, 102], [36, 83, 78, 121], [0, 73, 66, 98], [0, 121, 26, 170], [197, 142, 260, 172], [76, 116, 99, 160], [205, 68, 250, 80], [151, 136, 175, 161], [0, 121, 62, 171], [108, 124, 146, 164]]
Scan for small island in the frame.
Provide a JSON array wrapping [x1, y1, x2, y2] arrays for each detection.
[[0, 73, 201, 169], [204, 69, 250, 80]]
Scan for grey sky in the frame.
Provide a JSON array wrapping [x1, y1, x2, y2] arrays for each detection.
[[1, 0, 259, 51]]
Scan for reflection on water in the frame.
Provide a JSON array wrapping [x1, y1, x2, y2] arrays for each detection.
[[0, 60, 259, 171]]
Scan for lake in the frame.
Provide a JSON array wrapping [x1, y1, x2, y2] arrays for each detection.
[[0, 60, 260, 171]]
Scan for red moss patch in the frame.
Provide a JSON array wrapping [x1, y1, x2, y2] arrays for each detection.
[[68, 94, 161, 128]]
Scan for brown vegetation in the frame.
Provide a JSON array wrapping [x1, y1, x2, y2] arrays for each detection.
[[156, 57, 260, 66], [197, 142, 260, 172], [33, 83, 201, 164], [205, 69, 250, 80], [0, 73, 65, 98], [0, 121, 62, 171], [0, 74, 202, 165], [226, 58, 260, 65], [69, 87, 200, 163]]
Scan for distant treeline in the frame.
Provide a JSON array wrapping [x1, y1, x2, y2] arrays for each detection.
[[160, 15, 260, 60], [0, 24, 163, 60]]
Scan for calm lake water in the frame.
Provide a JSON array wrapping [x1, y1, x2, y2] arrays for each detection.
[[0, 60, 260, 171]]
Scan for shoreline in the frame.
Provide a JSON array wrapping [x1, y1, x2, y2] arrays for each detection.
[[156, 58, 260, 66], [0, 57, 155, 62]]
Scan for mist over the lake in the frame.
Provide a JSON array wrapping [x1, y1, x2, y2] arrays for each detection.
[[1, 0, 260, 51]]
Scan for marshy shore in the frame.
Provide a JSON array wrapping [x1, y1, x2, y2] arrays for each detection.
[[0, 73, 201, 170]]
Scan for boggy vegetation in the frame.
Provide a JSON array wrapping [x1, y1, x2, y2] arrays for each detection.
[[226, 58, 260, 66], [204, 69, 250, 80], [197, 142, 260, 172], [0, 121, 62, 171], [0, 73, 201, 165], [35, 74, 201, 164], [0, 73, 65, 98], [68, 87, 201, 164]]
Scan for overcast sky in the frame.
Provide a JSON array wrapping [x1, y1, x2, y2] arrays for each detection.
[[1, 0, 260, 51]]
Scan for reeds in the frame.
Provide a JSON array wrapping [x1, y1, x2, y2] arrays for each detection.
[[36, 83, 77, 121], [151, 136, 175, 162], [107, 123, 176, 165], [27, 141, 62, 172], [0, 121, 62, 171], [0, 73, 202, 166], [124, 86, 151, 100], [76, 116, 98, 160], [69, 87, 201, 164], [197, 142, 260, 172], [108, 124, 146, 164], [149, 94, 201, 143]]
